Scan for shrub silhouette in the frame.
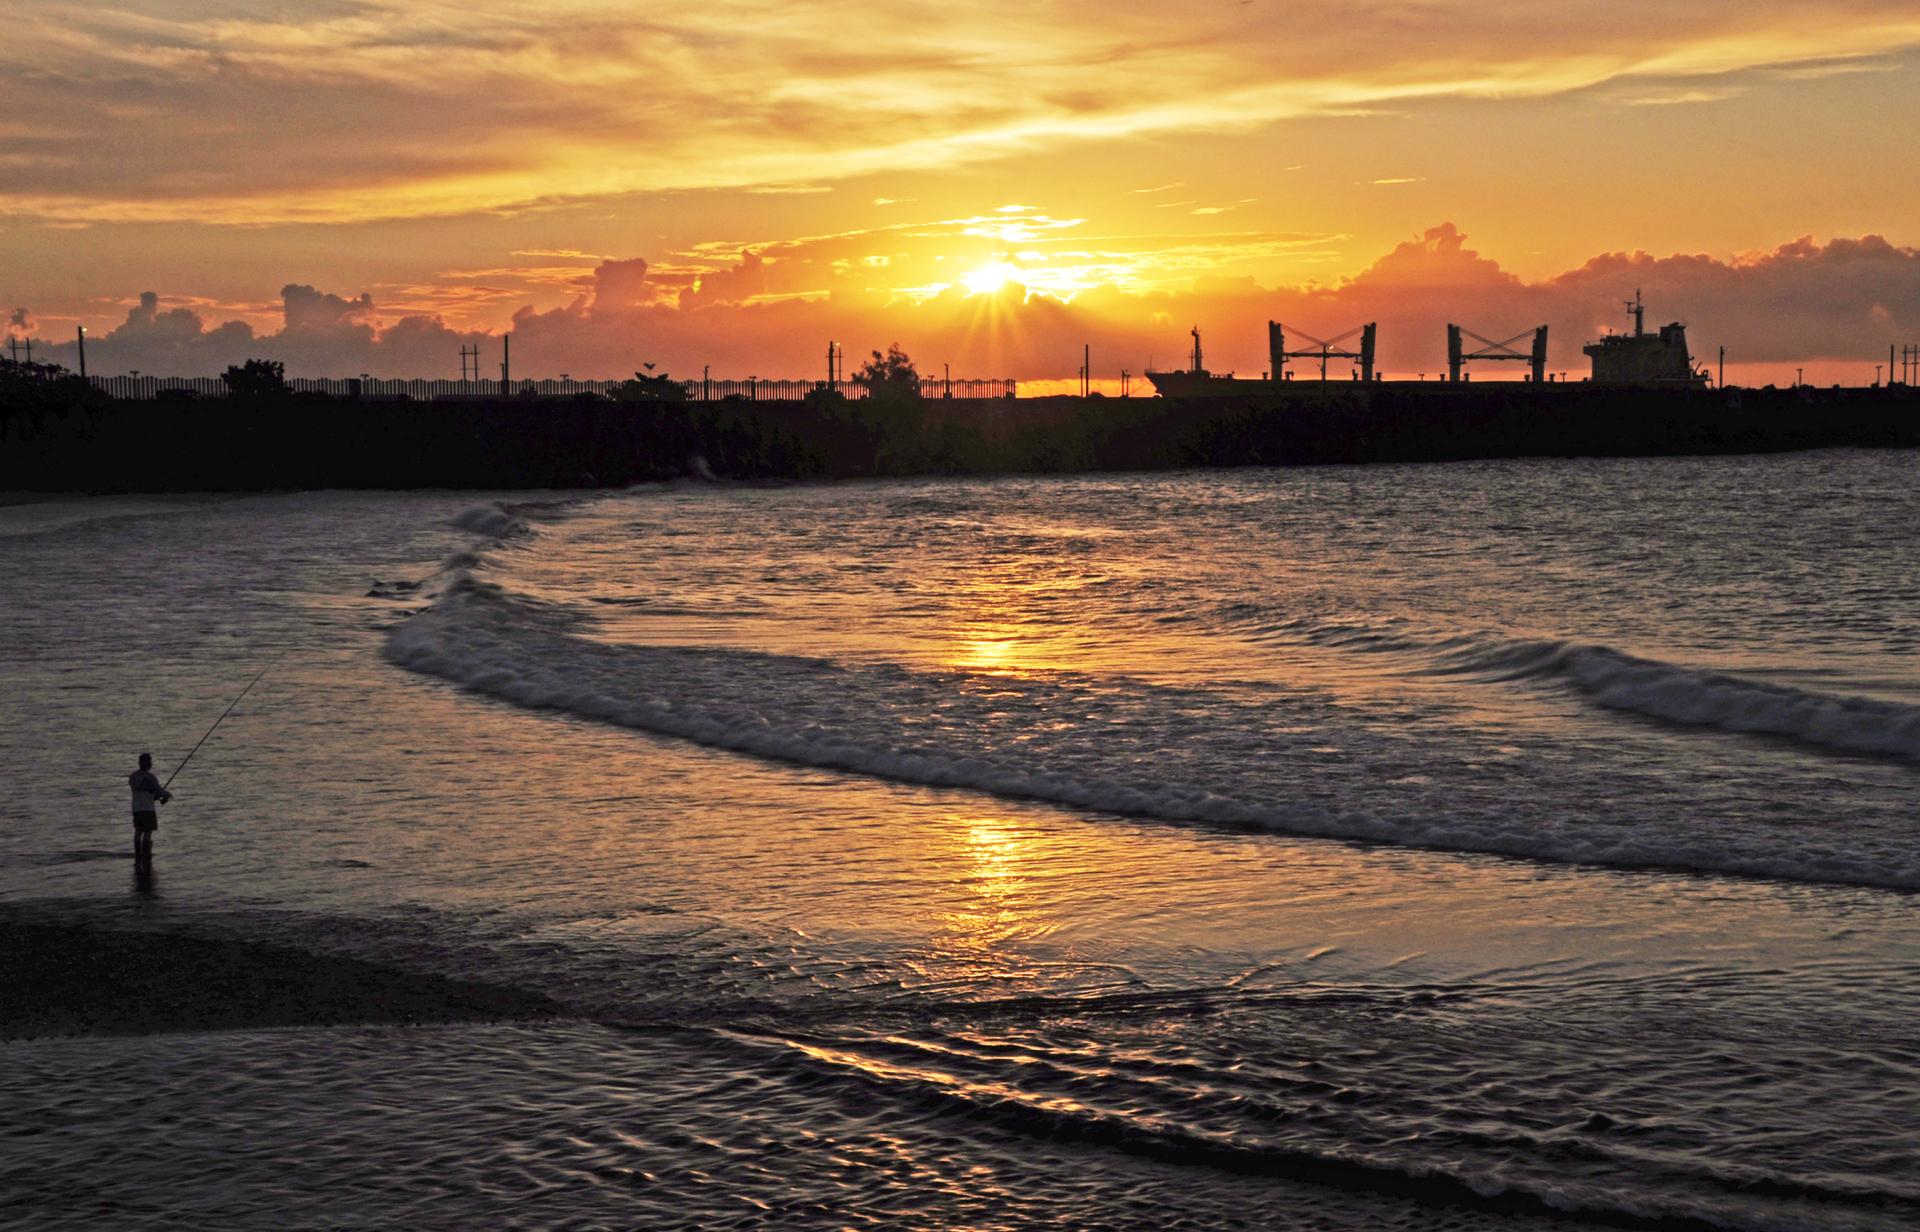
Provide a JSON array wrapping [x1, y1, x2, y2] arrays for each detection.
[[221, 359, 287, 398], [854, 343, 920, 403]]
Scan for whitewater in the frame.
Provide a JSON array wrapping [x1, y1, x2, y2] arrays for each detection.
[[393, 457, 1920, 891], [4, 453, 1917, 1230]]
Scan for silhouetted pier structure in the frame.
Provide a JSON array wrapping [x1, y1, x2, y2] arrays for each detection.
[[5, 358, 1919, 495], [81, 374, 1018, 401]]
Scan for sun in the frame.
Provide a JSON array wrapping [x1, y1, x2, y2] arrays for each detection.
[[960, 261, 1021, 296]]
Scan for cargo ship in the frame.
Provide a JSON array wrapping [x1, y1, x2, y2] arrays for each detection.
[[1146, 292, 1703, 396]]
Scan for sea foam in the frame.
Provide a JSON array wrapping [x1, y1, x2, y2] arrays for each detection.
[[388, 547, 1920, 891]]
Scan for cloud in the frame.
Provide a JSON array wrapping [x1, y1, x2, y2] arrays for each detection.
[[4, 2, 1918, 223], [25, 226, 1920, 381], [282, 285, 375, 334], [1622, 87, 1744, 106], [679, 251, 769, 309], [1766, 57, 1901, 80], [8, 308, 36, 339]]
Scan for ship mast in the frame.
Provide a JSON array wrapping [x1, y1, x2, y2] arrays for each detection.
[[1626, 289, 1645, 338], [1190, 326, 1203, 374]]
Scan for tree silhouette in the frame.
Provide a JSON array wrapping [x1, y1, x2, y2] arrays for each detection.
[[221, 358, 287, 398], [854, 343, 920, 402], [613, 369, 688, 402]]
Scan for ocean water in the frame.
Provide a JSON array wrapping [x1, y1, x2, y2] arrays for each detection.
[[2, 454, 1917, 1229]]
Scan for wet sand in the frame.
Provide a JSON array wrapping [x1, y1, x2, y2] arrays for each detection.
[[0, 912, 561, 1040]]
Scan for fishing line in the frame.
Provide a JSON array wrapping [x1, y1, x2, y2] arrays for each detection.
[[163, 653, 285, 791]]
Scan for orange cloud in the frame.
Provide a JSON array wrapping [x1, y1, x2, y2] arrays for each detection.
[[4, 3, 1918, 223], [26, 228, 1920, 384]]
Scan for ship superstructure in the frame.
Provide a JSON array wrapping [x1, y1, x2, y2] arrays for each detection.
[[1582, 291, 1708, 386]]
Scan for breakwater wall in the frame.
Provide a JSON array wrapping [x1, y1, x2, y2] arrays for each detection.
[[3, 382, 1916, 492]]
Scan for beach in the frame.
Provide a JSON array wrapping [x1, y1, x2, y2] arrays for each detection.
[[3, 458, 1916, 1229]]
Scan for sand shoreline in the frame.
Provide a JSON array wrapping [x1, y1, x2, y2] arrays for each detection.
[[0, 913, 562, 1040]]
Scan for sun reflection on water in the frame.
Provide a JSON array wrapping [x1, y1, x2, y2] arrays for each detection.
[[951, 636, 1021, 673], [925, 814, 1059, 985]]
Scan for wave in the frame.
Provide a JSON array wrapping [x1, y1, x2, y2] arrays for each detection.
[[0, 495, 218, 540], [1434, 637, 1920, 762], [1274, 614, 1920, 767], [1239, 612, 1920, 764], [727, 1028, 1912, 1231], [450, 502, 531, 540], [384, 572, 1920, 891], [385, 578, 1300, 828]]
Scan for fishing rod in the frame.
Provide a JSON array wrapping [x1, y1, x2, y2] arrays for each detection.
[[163, 653, 284, 791]]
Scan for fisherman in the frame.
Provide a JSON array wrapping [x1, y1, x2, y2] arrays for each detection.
[[128, 752, 171, 868]]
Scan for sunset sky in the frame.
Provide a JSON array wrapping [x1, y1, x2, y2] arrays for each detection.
[[6, 1, 1920, 384]]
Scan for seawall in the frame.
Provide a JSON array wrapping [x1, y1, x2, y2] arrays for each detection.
[[2, 382, 1916, 492]]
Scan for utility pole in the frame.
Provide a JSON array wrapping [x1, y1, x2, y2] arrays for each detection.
[[501, 333, 511, 397], [943, 362, 950, 399], [1718, 345, 1724, 389], [1083, 343, 1090, 398], [76, 326, 87, 379], [703, 364, 710, 401]]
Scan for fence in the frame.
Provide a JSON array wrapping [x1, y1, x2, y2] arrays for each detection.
[[82, 375, 1019, 401]]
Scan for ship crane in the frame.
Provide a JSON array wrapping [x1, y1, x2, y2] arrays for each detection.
[[1448, 324, 1549, 383], [1269, 321, 1376, 382]]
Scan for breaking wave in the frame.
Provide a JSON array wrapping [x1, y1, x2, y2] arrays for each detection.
[[1437, 637, 1920, 762], [386, 560, 1920, 891], [1255, 614, 1920, 763], [450, 502, 530, 540]]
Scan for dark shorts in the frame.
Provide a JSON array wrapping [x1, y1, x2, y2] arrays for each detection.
[[133, 811, 158, 834]]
